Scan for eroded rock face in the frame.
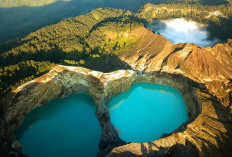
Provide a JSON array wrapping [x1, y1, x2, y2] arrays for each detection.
[[0, 64, 231, 157], [108, 89, 232, 157], [0, 31, 232, 157], [0, 65, 200, 156], [107, 36, 232, 156]]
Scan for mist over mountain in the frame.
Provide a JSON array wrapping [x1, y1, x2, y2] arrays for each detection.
[[148, 18, 221, 47], [0, 0, 229, 42], [0, 1, 232, 157]]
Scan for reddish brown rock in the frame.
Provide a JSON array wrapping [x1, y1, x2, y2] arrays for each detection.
[[0, 27, 232, 157]]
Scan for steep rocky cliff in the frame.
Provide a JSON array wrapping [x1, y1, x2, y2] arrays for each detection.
[[117, 34, 232, 109], [0, 25, 232, 157]]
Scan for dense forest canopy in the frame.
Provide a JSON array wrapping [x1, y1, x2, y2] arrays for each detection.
[[0, 0, 229, 7], [138, 2, 232, 40], [0, 8, 144, 97], [0, 1, 231, 98], [0, 0, 230, 42]]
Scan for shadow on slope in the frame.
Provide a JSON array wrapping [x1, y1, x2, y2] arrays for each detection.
[[2, 0, 228, 42], [0, 0, 161, 42], [0, 0, 98, 42], [83, 54, 133, 73]]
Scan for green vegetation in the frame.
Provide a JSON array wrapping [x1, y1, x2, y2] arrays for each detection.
[[0, 0, 228, 8], [0, 60, 55, 96], [0, 8, 146, 64], [0, 0, 59, 7], [168, 0, 229, 6], [0, 0, 229, 42], [0, 9, 124, 63], [0, 2, 232, 98], [226, 39, 232, 59], [137, 2, 232, 40], [0, 8, 145, 97]]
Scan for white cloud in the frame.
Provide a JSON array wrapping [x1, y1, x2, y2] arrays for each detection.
[[148, 18, 220, 47]]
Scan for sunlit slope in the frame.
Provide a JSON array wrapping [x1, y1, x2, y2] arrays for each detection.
[[0, 0, 67, 7], [0, 7, 232, 100], [0, 0, 107, 42], [171, 0, 229, 5], [0, 8, 149, 96], [0, 9, 126, 61], [0, 0, 229, 42], [0, 0, 228, 8]]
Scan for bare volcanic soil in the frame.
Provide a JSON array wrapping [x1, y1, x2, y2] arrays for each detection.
[[0, 27, 232, 157]]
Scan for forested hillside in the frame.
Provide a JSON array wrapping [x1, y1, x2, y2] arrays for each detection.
[[138, 2, 232, 41], [0, 61, 55, 95], [0, 0, 229, 42], [0, 2, 232, 98], [0, 8, 145, 97], [170, 0, 229, 5], [0, 0, 228, 8]]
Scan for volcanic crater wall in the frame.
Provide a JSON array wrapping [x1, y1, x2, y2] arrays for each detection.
[[0, 65, 207, 157]]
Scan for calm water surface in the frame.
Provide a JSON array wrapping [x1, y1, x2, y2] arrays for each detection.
[[16, 93, 101, 157], [109, 83, 188, 143], [17, 83, 188, 156]]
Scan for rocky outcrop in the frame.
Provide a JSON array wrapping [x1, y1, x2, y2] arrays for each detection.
[[118, 36, 232, 108], [108, 39, 232, 156], [108, 88, 232, 157], [0, 65, 200, 156], [0, 28, 232, 157], [0, 64, 231, 157]]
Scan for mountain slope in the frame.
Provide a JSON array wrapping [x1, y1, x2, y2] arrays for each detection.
[[0, 7, 232, 99], [0, 0, 63, 7], [0, 0, 230, 42], [0, 6, 232, 157], [0, 8, 145, 96]]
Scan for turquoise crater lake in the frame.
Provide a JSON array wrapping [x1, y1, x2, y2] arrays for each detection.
[[109, 83, 188, 143], [16, 94, 101, 157]]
